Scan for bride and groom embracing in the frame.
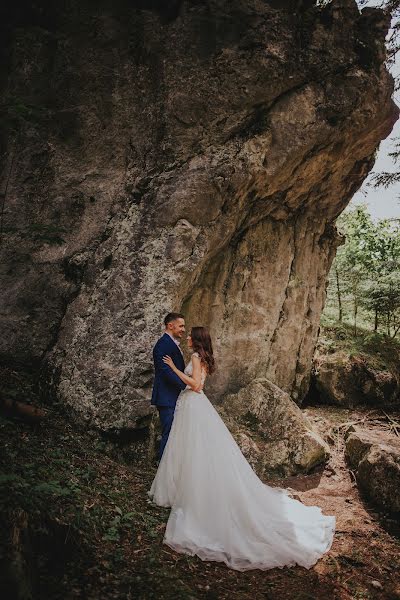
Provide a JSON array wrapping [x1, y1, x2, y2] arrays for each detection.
[[148, 312, 336, 572]]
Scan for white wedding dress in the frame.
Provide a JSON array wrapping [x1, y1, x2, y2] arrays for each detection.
[[148, 353, 335, 571]]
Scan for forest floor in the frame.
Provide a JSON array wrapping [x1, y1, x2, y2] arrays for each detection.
[[1, 402, 400, 600]]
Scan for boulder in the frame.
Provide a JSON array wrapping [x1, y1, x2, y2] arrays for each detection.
[[311, 351, 400, 408], [345, 428, 400, 515], [218, 378, 330, 477]]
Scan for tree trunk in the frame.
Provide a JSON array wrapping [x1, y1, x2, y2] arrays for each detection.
[[392, 323, 400, 339], [353, 285, 358, 336], [374, 307, 378, 332], [335, 267, 342, 321]]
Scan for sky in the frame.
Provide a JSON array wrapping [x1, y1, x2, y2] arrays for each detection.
[[350, 1, 400, 221]]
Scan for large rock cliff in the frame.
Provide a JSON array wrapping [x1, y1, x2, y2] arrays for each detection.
[[0, 0, 398, 432]]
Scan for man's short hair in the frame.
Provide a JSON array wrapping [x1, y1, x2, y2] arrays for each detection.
[[164, 312, 184, 327]]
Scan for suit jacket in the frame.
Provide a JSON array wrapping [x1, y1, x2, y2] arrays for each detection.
[[151, 333, 186, 407]]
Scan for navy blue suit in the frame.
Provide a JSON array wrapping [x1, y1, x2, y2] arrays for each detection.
[[151, 333, 186, 459]]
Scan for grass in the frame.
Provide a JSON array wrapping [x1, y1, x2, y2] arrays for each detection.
[[318, 312, 400, 376]]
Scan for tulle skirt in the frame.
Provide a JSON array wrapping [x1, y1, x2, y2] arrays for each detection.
[[148, 388, 335, 571]]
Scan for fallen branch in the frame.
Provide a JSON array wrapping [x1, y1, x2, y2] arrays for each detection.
[[381, 410, 400, 437], [332, 410, 390, 434]]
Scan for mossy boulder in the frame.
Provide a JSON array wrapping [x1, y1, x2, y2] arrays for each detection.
[[218, 378, 330, 478]]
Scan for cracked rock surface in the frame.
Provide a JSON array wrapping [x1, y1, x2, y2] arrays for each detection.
[[0, 0, 398, 434]]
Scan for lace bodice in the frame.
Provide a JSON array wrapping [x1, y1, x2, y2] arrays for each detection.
[[184, 352, 206, 387]]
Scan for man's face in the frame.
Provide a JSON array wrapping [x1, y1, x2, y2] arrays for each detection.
[[168, 318, 186, 339]]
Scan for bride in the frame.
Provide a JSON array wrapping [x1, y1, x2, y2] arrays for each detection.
[[148, 326, 335, 572]]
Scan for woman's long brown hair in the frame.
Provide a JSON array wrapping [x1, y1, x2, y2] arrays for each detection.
[[191, 326, 215, 375]]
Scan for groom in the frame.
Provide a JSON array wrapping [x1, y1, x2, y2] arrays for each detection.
[[151, 312, 187, 460]]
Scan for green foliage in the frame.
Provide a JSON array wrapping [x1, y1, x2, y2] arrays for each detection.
[[325, 204, 400, 337], [102, 509, 137, 542], [0, 410, 201, 599], [33, 480, 76, 496], [318, 319, 400, 373]]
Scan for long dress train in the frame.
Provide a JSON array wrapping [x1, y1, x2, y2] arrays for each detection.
[[148, 353, 335, 571]]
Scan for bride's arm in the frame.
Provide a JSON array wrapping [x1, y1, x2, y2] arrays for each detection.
[[162, 354, 203, 393]]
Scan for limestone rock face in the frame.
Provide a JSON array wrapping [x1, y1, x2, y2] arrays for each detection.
[[345, 429, 400, 515], [311, 351, 400, 408], [0, 1, 398, 431], [219, 378, 330, 477]]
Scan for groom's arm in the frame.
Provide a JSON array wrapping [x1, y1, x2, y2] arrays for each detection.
[[153, 345, 187, 390]]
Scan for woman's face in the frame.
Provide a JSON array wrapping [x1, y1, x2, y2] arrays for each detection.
[[187, 333, 193, 348]]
